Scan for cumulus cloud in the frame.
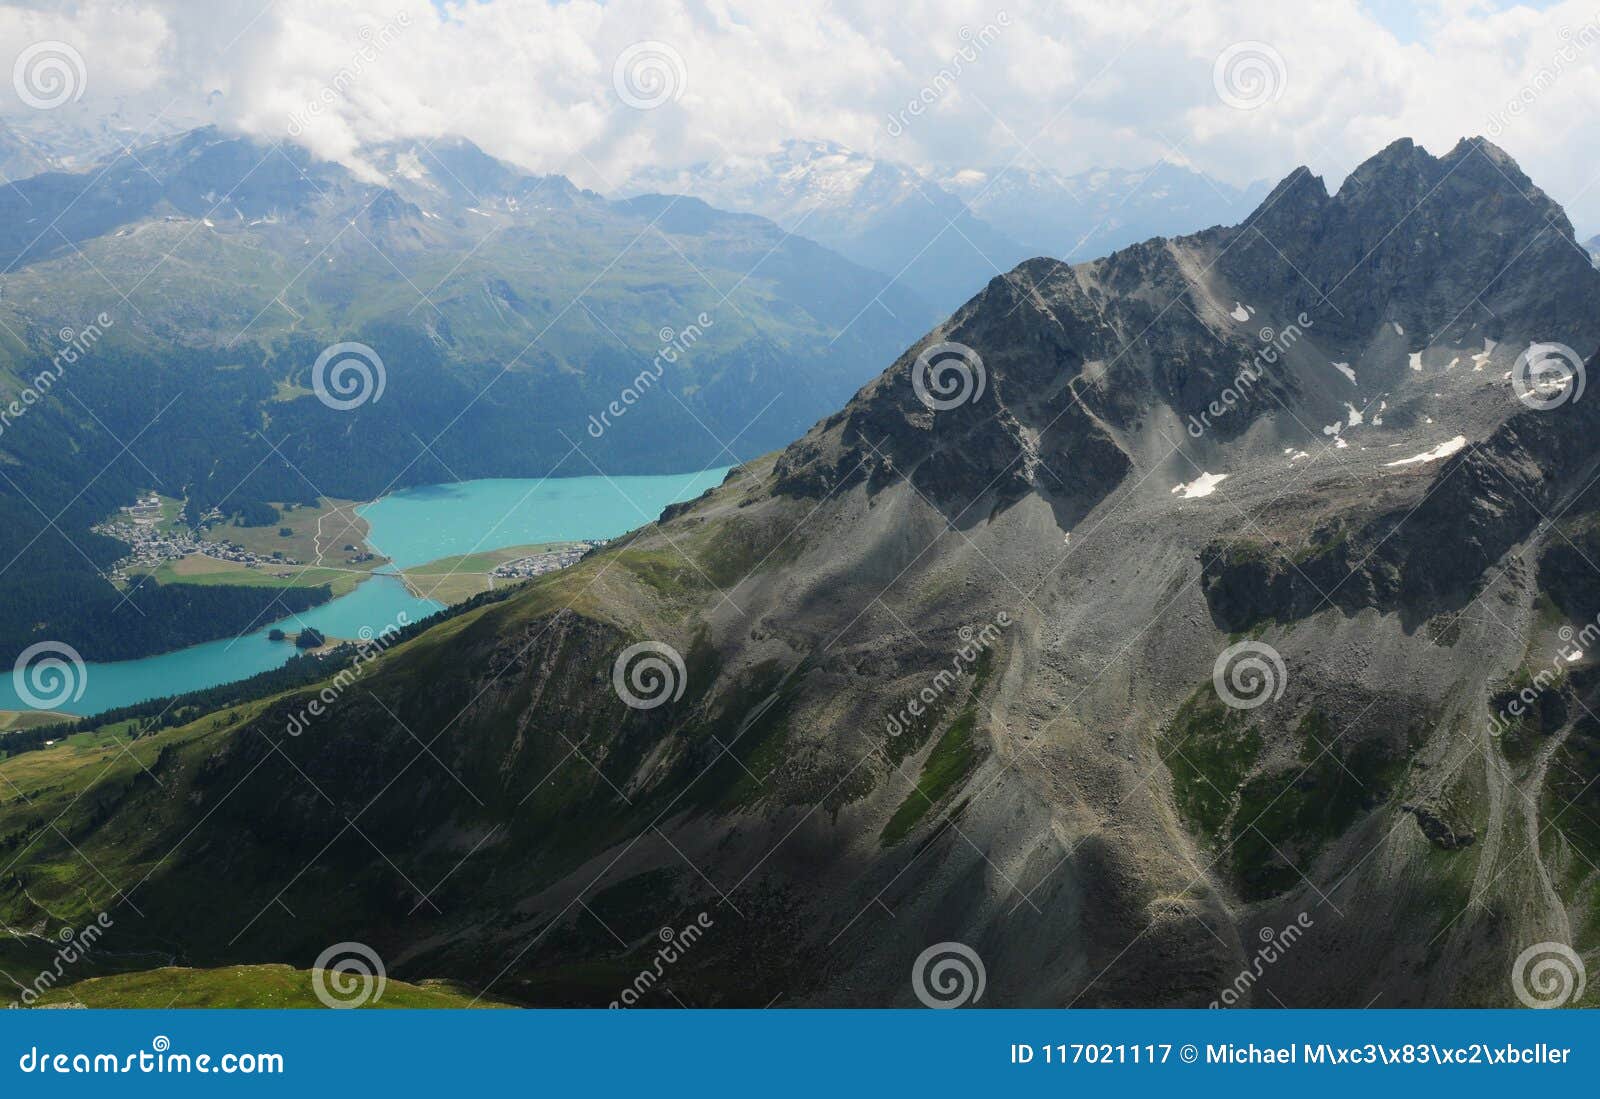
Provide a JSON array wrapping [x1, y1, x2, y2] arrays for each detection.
[[5, 0, 1600, 229]]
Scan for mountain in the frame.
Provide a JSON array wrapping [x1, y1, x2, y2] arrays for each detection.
[[942, 158, 1270, 264], [6, 137, 1600, 1008], [0, 119, 58, 184], [0, 126, 935, 663], [628, 140, 1031, 315], [0, 101, 206, 174], [1585, 234, 1600, 266], [630, 144, 1273, 315]]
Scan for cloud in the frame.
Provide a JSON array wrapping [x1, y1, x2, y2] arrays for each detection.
[[6, 0, 1600, 230]]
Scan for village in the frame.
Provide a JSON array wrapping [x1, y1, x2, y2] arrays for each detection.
[[93, 494, 304, 582], [490, 540, 606, 580]]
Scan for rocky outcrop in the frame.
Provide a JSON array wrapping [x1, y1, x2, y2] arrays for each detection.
[[1202, 370, 1600, 630], [1404, 803, 1477, 850], [1220, 138, 1600, 354]]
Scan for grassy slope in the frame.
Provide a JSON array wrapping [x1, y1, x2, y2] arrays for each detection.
[[0, 466, 776, 979], [29, 964, 505, 1008], [0, 710, 73, 732]]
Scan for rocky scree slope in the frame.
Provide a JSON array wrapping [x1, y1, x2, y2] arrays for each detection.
[[3, 138, 1600, 1007]]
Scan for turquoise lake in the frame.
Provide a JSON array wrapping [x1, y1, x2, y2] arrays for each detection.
[[0, 468, 730, 717], [357, 468, 727, 570]]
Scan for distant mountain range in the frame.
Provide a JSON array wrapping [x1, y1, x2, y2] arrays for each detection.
[[627, 140, 1028, 314], [10, 136, 1600, 1008], [628, 140, 1265, 314], [941, 158, 1270, 264], [0, 102, 206, 180], [0, 126, 934, 662], [0, 119, 57, 183], [0, 123, 1298, 665]]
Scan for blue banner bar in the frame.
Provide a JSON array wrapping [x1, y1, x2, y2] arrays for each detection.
[[3, 1009, 1596, 1096]]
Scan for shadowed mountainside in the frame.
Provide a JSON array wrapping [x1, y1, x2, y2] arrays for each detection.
[[5, 137, 1600, 1008]]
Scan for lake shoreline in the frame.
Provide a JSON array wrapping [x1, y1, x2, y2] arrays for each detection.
[[1, 468, 731, 718]]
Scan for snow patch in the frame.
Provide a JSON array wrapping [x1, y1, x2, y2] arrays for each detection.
[[1230, 302, 1253, 322], [1408, 351, 1422, 371], [1384, 435, 1467, 467], [1392, 322, 1405, 335], [1332, 362, 1356, 384], [1171, 472, 1229, 499], [1472, 338, 1497, 371]]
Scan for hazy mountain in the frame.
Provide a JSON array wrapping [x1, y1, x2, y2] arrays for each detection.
[[0, 126, 936, 662], [8, 137, 1600, 1008], [942, 158, 1270, 263], [0, 102, 206, 176], [630, 144, 1273, 314], [0, 119, 58, 184], [1585, 233, 1600, 265], [628, 140, 1031, 315]]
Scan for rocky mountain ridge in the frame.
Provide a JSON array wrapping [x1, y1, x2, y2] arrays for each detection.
[[4, 136, 1599, 1008]]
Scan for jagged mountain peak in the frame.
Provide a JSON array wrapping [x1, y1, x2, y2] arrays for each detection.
[[776, 136, 1600, 535], [1228, 136, 1596, 350]]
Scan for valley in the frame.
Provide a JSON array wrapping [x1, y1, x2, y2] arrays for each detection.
[[4, 134, 1598, 1010], [0, 468, 726, 716], [0, 129, 931, 670]]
